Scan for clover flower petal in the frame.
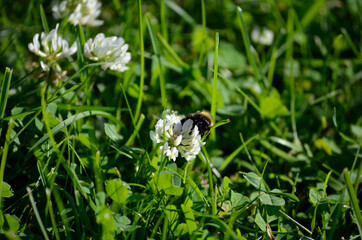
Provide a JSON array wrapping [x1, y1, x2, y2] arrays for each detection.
[[28, 24, 77, 72], [53, 0, 103, 26], [150, 110, 205, 161], [84, 34, 131, 72]]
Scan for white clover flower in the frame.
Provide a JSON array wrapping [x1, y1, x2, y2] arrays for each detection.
[[150, 110, 205, 161], [28, 23, 77, 72], [251, 27, 274, 46], [84, 33, 131, 72], [53, 0, 103, 27]]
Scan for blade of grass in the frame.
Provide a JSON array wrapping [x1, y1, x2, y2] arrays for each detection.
[[217, 72, 263, 117], [0, 67, 12, 119], [237, 7, 263, 85], [0, 67, 12, 137], [135, 0, 145, 122], [286, 9, 301, 147], [200, 151, 216, 215], [39, 4, 49, 33], [45, 188, 61, 240], [219, 134, 258, 171], [259, 139, 300, 163], [146, 15, 166, 107], [210, 32, 219, 141], [300, 0, 326, 28], [160, 0, 168, 42], [197, 0, 207, 67], [27, 187, 50, 240], [343, 168, 362, 236], [156, 32, 189, 69], [165, 1, 196, 26], [27, 110, 116, 158], [125, 113, 145, 146], [279, 210, 312, 235], [0, 119, 14, 210], [341, 28, 360, 58], [354, 136, 362, 193]]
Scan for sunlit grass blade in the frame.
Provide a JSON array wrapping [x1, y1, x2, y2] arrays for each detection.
[[210, 32, 219, 141]]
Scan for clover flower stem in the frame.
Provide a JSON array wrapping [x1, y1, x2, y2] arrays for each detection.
[[210, 32, 219, 142]]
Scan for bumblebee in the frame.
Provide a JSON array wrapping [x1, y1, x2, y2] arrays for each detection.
[[181, 111, 214, 136]]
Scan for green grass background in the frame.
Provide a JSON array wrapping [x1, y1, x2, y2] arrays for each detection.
[[0, 0, 361, 239]]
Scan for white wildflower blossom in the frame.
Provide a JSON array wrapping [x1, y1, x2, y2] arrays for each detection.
[[28, 23, 77, 72], [150, 110, 205, 161], [84, 33, 131, 72], [52, 0, 103, 26], [251, 27, 274, 46]]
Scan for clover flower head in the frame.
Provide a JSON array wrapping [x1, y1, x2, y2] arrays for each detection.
[[84, 33, 131, 72], [28, 23, 77, 72], [53, 0, 103, 26], [251, 27, 274, 46], [150, 110, 205, 161]]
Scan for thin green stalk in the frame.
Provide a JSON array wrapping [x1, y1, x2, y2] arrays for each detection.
[[162, 215, 168, 240], [210, 32, 219, 141], [286, 9, 301, 147], [237, 7, 262, 84], [0, 118, 14, 209], [125, 113, 145, 146], [354, 156, 362, 193], [201, 152, 216, 215], [344, 168, 362, 236], [135, 0, 145, 122], [197, 0, 207, 67], [157, 32, 189, 69], [219, 134, 258, 171], [27, 187, 50, 240], [279, 210, 312, 235], [45, 188, 61, 240], [341, 28, 360, 58]]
